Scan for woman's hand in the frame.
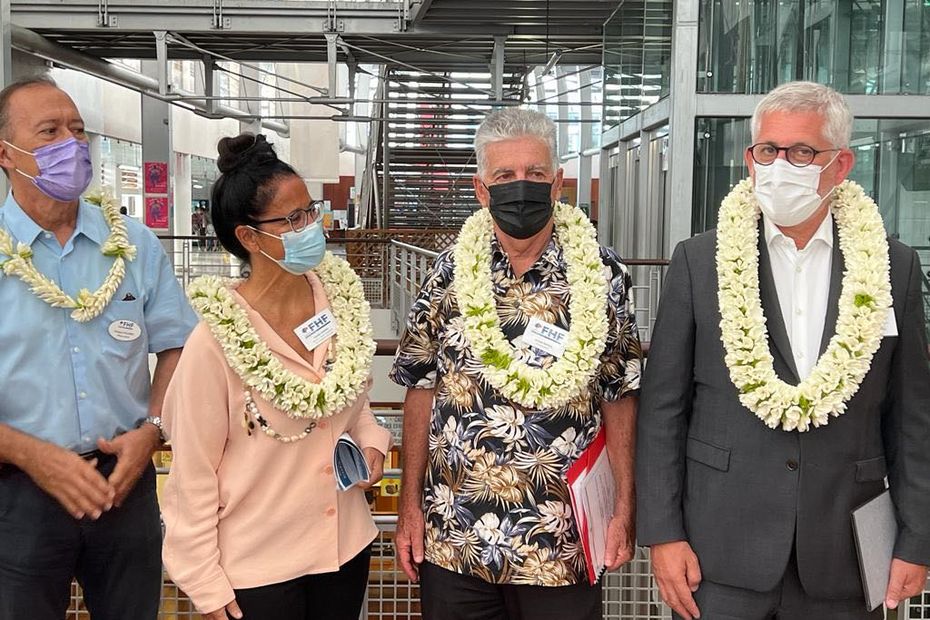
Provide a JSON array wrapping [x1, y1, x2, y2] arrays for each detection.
[[358, 447, 385, 490], [203, 600, 243, 620]]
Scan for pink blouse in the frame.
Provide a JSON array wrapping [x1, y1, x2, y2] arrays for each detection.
[[161, 273, 391, 613]]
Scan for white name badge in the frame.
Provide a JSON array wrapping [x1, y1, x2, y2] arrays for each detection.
[[294, 309, 337, 352], [522, 317, 569, 358], [883, 307, 898, 337], [108, 319, 142, 342]]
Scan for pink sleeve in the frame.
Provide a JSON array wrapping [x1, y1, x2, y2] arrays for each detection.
[[160, 324, 236, 614], [348, 391, 392, 456]]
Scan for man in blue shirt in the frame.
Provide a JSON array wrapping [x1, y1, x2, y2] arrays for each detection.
[[0, 75, 197, 619]]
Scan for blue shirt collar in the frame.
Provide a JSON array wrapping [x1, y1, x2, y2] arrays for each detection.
[[1, 192, 108, 248]]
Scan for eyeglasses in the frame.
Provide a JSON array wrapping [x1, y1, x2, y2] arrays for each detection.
[[747, 143, 840, 168], [251, 201, 323, 233]]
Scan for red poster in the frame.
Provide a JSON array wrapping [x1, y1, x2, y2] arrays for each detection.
[[144, 161, 168, 194], [145, 196, 169, 229]]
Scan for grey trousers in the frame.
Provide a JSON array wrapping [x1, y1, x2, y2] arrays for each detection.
[[674, 550, 882, 620]]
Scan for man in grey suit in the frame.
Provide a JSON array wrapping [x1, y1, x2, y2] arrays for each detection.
[[637, 81, 930, 619]]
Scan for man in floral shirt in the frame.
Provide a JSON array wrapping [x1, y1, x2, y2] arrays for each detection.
[[390, 107, 642, 619]]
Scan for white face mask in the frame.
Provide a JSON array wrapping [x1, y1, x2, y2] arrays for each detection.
[[753, 155, 839, 227]]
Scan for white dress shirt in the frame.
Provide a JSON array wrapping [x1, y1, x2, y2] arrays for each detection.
[[763, 212, 834, 380]]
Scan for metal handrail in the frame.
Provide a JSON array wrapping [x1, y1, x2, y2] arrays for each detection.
[[390, 239, 440, 258]]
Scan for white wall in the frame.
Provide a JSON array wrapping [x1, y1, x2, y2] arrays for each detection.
[[50, 69, 142, 143], [171, 107, 240, 159], [277, 63, 342, 183], [49, 66, 297, 164], [339, 151, 355, 177], [559, 152, 601, 180]]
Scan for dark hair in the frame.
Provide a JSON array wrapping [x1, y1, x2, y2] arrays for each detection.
[[0, 74, 58, 139], [210, 133, 297, 261]]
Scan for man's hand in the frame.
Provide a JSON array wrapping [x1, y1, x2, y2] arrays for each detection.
[[203, 600, 243, 620], [885, 558, 928, 609], [604, 512, 635, 570], [358, 447, 385, 490], [20, 440, 114, 520], [96, 424, 160, 507], [651, 540, 702, 620], [395, 498, 426, 582]]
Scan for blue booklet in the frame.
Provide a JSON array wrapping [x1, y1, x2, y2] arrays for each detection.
[[333, 433, 370, 491]]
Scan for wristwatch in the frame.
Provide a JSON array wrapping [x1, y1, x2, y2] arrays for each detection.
[[139, 416, 166, 443]]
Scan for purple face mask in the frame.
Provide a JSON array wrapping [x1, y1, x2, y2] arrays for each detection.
[[3, 137, 93, 202]]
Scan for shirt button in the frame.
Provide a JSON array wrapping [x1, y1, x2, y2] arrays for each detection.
[[795, 308, 803, 316], [795, 266, 802, 273], [79, 392, 87, 399], [325, 507, 336, 516], [797, 352, 805, 359], [324, 466, 334, 475], [318, 421, 328, 429], [44, 232, 52, 239], [786, 459, 799, 471], [72, 347, 80, 353]]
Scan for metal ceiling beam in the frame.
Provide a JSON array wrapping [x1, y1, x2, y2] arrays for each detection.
[[10, 0, 406, 34], [325, 32, 338, 97], [7, 0, 610, 70], [11, 2, 607, 37], [9, 25, 290, 136], [407, 0, 434, 26], [490, 35, 506, 101]]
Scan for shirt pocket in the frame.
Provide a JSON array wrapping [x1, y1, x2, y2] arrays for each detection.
[[100, 298, 147, 360]]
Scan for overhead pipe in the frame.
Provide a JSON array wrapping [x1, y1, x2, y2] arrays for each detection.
[[10, 25, 289, 137]]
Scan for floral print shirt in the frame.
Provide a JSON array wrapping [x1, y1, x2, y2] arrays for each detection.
[[390, 232, 642, 586]]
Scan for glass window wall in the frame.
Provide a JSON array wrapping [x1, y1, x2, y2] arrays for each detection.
[[699, 0, 930, 95], [602, 0, 672, 128], [98, 137, 143, 218]]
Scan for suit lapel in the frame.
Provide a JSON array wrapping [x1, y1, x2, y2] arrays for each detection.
[[758, 226, 801, 384], [818, 222, 844, 357]]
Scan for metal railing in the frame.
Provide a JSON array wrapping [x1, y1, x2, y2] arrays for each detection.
[[387, 239, 670, 344], [389, 240, 440, 334], [158, 236, 243, 291], [157, 234, 456, 311], [624, 260, 669, 344]]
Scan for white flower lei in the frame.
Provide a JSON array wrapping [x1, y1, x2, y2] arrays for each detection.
[[453, 202, 609, 410], [188, 252, 376, 422], [0, 188, 136, 322], [716, 179, 892, 432]]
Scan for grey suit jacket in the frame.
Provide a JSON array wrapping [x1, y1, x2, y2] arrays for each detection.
[[636, 226, 930, 599]]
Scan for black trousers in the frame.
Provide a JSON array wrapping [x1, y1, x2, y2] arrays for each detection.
[[418, 561, 603, 620], [0, 453, 162, 620], [234, 545, 372, 620], [674, 548, 882, 620]]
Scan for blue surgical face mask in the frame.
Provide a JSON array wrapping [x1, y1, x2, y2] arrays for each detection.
[[250, 222, 326, 275]]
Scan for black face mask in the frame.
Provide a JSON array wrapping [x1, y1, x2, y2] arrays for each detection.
[[485, 180, 554, 240]]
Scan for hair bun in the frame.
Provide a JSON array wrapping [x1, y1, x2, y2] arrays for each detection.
[[216, 133, 278, 174]]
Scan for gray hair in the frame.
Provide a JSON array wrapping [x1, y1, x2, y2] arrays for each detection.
[[0, 74, 58, 139], [750, 81, 853, 148], [474, 107, 558, 176]]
